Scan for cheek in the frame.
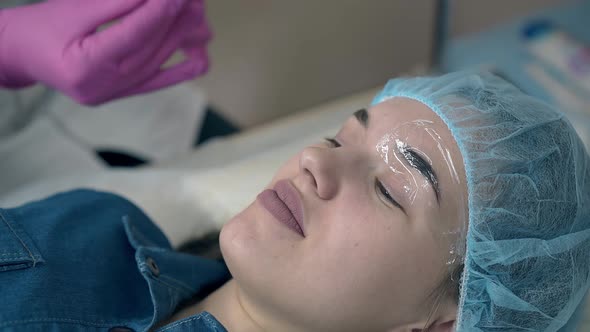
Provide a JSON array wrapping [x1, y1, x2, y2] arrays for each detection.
[[312, 199, 437, 302], [309, 201, 403, 282]]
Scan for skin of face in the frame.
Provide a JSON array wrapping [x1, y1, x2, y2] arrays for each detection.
[[219, 97, 468, 332]]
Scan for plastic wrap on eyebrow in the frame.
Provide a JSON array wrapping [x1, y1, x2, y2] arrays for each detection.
[[375, 120, 467, 266]]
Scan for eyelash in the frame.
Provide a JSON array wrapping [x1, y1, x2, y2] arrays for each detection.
[[375, 180, 405, 212], [323, 137, 341, 148], [323, 136, 405, 212]]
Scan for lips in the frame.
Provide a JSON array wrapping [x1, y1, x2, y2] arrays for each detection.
[[257, 179, 305, 237]]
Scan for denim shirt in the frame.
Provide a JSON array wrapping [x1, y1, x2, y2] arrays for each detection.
[[0, 189, 231, 332]]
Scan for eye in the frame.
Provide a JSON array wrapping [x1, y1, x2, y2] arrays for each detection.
[[375, 179, 406, 213], [324, 136, 341, 148], [323, 136, 405, 213]]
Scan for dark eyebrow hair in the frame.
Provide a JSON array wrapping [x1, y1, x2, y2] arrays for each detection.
[[402, 147, 441, 204], [353, 108, 368, 128]]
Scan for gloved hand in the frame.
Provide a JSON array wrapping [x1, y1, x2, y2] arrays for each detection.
[[0, 0, 211, 105]]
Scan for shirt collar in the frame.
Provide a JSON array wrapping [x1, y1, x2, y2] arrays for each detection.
[[122, 215, 230, 331]]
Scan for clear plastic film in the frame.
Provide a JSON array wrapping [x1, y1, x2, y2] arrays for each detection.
[[371, 71, 590, 332], [375, 119, 467, 267]]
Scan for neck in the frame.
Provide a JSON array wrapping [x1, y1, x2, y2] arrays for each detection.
[[164, 279, 265, 332], [198, 280, 266, 332]]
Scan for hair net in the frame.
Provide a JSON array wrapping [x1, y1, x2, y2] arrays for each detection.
[[371, 71, 590, 331]]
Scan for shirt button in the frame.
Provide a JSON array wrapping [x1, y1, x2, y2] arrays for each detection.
[[109, 327, 134, 332], [146, 257, 160, 277]]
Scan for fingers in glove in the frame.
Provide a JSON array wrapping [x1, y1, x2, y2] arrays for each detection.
[[113, 47, 207, 99], [86, 0, 188, 64]]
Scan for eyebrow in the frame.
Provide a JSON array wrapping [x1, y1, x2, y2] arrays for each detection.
[[402, 147, 441, 204], [353, 108, 368, 128], [353, 108, 441, 204]]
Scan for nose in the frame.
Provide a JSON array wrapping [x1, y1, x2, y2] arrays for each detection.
[[299, 146, 339, 199]]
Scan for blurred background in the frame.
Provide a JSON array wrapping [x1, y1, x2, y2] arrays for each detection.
[[1, 0, 581, 128], [196, 0, 570, 127]]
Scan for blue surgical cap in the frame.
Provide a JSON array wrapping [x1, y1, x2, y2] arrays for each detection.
[[371, 71, 590, 331]]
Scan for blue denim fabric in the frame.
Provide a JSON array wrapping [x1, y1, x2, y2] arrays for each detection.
[[0, 189, 230, 332]]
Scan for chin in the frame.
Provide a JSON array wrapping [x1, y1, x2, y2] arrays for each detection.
[[219, 202, 262, 271], [220, 207, 251, 253]]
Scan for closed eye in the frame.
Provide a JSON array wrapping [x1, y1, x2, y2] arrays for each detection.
[[324, 136, 405, 214], [375, 180, 405, 213], [324, 137, 341, 148]]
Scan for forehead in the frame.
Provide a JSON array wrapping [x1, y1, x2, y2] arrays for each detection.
[[365, 98, 458, 154], [369, 98, 447, 134]]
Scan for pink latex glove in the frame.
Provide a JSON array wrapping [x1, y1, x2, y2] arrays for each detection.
[[0, 0, 211, 105]]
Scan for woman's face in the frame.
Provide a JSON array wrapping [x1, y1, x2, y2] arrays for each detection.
[[220, 97, 468, 332]]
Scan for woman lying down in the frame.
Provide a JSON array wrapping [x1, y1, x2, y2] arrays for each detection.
[[1, 71, 589, 332]]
